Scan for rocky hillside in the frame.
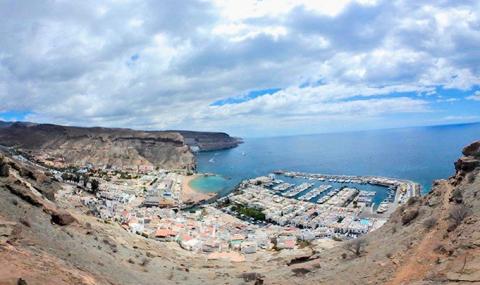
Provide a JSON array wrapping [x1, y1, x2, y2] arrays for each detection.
[[0, 151, 284, 285], [0, 122, 239, 171], [0, 141, 478, 285]]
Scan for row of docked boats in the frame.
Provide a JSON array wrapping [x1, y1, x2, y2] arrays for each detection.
[[298, 185, 332, 201], [272, 182, 293, 192], [317, 188, 342, 204], [282, 182, 314, 198]]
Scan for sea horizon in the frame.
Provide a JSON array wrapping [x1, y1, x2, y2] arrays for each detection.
[[190, 122, 480, 201], [236, 121, 480, 140]]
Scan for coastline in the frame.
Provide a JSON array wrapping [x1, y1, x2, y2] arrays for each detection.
[[181, 174, 216, 205]]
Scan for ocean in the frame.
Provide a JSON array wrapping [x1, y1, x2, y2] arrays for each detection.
[[190, 123, 480, 202]]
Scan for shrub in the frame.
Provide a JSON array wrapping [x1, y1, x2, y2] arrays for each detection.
[[241, 272, 262, 282], [467, 172, 477, 183], [401, 209, 419, 225], [232, 204, 265, 221], [291, 268, 311, 277], [451, 189, 463, 204], [297, 240, 312, 249], [343, 238, 368, 257], [407, 197, 419, 206], [90, 179, 100, 194], [423, 217, 437, 230], [448, 205, 471, 226]]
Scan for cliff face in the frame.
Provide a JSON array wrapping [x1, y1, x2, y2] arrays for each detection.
[[0, 122, 198, 171], [177, 131, 242, 152], [453, 141, 480, 185]]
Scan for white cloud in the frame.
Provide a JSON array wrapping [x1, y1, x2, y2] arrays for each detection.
[[443, 115, 479, 121], [467, 91, 480, 101], [0, 0, 479, 136]]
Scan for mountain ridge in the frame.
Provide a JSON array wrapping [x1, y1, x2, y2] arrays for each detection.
[[0, 121, 241, 171]]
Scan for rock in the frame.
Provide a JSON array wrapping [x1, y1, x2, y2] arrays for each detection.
[[0, 222, 15, 242], [0, 154, 9, 177], [50, 211, 76, 226], [0, 162, 9, 177], [5, 184, 43, 207], [462, 141, 480, 157], [401, 208, 419, 225], [239, 272, 264, 282], [455, 157, 480, 173], [17, 278, 28, 285]]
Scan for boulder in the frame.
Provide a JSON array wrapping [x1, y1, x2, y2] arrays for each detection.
[[463, 141, 480, 157], [51, 211, 76, 226], [455, 157, 479, 173], [0, 155, 9, 177]]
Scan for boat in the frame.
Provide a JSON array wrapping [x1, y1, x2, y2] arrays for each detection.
[[283, 183, 314, 198], [298, 185, 332, 201]]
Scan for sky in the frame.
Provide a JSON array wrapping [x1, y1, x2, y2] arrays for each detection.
[[0, 0, 479, 137]]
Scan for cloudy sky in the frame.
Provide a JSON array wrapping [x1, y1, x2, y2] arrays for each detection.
[[1, 0, 479, 137]]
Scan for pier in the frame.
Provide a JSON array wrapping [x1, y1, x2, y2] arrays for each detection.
[[272, 170, 421, 202]]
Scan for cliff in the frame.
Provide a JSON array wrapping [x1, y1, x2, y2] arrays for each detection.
[[176, 131, 242, 152], [0, 121, 240, 171]]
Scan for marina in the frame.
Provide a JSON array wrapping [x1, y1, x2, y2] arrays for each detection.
[[222, 171, 421, 239], [298, 185, 332, 201], [273, 170, 421, 205], [282, 182, 314, 198], [272, 182, 293, 192]]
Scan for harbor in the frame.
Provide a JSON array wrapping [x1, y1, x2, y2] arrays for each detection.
[[219, 171, 421, 240]]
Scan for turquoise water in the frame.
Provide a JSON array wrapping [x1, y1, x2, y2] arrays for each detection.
[[191, 123, 480, 198], [189, 175, 230, 193], [360, 219, 370, 225]]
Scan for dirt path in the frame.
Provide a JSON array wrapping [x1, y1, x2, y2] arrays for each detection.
[[387, 181, 453, 285]]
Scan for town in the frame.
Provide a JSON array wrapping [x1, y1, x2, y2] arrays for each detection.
[[6, 146, 421, 260], [51, 159, 421, 262]]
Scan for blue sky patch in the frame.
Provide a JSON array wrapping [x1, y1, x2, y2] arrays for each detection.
[[211, 88, 281, 106], [0, 111, 32, 122]]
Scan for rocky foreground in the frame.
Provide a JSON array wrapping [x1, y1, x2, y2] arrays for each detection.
[[0, 141, 479, 285]]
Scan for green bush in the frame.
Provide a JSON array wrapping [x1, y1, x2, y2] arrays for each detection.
[[232, 204, 265, 221]]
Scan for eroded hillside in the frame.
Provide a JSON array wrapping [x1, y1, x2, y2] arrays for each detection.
[[0, 122, 222, 171], [0, 141, 479, 285]]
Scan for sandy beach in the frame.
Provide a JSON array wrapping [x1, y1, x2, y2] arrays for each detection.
[[181, 175, 216, 205]]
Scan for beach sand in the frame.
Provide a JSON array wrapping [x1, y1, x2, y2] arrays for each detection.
[[181, 175, 216, 205]]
